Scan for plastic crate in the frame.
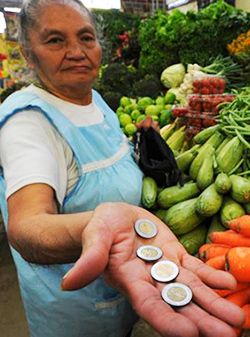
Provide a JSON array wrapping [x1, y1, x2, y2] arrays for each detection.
[[188, 94, 236, 113], [181, 112, 217, 128], [193, 76, 226, 95]]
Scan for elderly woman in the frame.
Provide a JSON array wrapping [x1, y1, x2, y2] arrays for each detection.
[[0, 1, 244, 337]]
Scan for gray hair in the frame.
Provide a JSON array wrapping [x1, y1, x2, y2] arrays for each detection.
[[19, 0, 95, 52]]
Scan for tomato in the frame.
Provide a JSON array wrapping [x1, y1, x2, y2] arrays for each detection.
[[201, 87, 210, 95], [203, 101, 212, 111], [172, 107, 189, 117], [202, 117, 216, 127]]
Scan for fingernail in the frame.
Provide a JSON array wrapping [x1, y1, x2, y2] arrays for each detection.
[[63, 268, 73, 280]]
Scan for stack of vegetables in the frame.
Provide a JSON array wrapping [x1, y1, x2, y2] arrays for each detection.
[[160, 56, 246, 108], [141, 87, 250, 257], [198, 215, 250, 336], [172, 77, 235, 137], [116, 92, 177, 137]]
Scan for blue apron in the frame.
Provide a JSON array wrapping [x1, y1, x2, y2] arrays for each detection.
[[0, 89, 143, 337]]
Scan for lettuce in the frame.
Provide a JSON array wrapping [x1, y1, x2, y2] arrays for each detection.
[[161, 64, 185, 88]]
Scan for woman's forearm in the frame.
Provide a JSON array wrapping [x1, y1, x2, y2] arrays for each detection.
[[8, 211, 93, 264]]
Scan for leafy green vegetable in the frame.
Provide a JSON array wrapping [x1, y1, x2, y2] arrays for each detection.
[[160, 63, 185, 88], [138, 1, 250, 76]]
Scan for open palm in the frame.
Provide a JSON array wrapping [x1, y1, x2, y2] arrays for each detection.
[[61, 202, 244, 337]]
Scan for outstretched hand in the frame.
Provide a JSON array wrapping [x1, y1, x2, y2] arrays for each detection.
[[61, 202, 244, 337]]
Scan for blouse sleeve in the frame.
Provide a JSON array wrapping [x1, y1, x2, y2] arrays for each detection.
[[0, 110, 68, 205]]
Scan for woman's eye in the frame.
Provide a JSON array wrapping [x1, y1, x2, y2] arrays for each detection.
[[47, 37, 63, 44], [81, 35, 95, 42]]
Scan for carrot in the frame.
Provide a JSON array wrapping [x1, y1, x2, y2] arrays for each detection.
[[202, 245, 231, 261], [209, 230, 250, 247], [232, 327, 242, 337], [242, 304, 250, 329], [214, 282, 250, 297], [198, 243, 214, 258], [205, 255, 226, 270], [228, 215, 250, 237], [225, 287, 250, 307], [226, 247, 250, 282], [198, 243, 230, 261]]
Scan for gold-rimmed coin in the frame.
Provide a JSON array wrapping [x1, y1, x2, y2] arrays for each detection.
[[136, 245, 163, 262], [161, 282, 192, 307], [134, 219, 158, 239], [151, 260, 179, 283]]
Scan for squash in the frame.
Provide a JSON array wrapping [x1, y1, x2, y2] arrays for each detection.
[[214, 173, 232, 194], [164, 198, 205, 235], [206, 215, 226, 243], [195, 184, 223, 217], [157, 182, 200, 209], [179, 223, 208, 255], [220, 196, 245, 227], [196, 155, 214, 191], [189, 143, 215, 180], [230, 175, 250, 204]]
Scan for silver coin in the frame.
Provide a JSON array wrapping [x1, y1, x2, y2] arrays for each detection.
[[151, 260, 179, 282], [136, 245, 163, 262], [161, 282, 192, 307], [134, 219, 158, 239]]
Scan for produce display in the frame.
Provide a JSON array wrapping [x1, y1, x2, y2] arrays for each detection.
[[140, 87, 250, 263], [0, 1, 250, 335]]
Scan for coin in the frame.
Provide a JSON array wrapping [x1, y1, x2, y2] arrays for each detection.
[[134, 219, 158, 239], [136, 245, 163, 262], [151, 260, 179, 282], [161, 282, 192, 307]]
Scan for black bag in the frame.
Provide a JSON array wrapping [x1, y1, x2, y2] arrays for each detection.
[[133, 127, 183, 187]]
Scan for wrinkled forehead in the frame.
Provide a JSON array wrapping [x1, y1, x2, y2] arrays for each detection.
[[23, 0, 94, 26], [31, 2, 95, 33]]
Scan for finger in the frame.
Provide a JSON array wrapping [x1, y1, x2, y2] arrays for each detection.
[[177, 302, 239, 337], [126, 279, 199, 337], [176, 267, 245, 328], [181, 253, 237, 290], [61, 217, 113, 290]]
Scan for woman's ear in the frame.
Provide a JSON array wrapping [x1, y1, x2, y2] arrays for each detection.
[[20, 46, 35, 70]]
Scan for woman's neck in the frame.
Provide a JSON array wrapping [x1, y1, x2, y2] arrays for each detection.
[[34, 80, 92, 106]]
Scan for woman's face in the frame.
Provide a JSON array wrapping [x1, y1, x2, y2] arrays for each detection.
[[26, 4, 102, 103]]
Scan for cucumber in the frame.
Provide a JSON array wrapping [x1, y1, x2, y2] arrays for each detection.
[[165, 198, 205, 235], [206, 215, 226, 243], [214, 173, 232, 194], [197, 155, 214, 191], [154, 209, 168, 222], [179, 223, 208, 255], [220, 196, 246, 227], [189, 143, 215, 180], [230, 175, 250, 204], [141, 177, 158, 209], [195, 184, 223, 217], [175, 145, 200, 173], [203, 131, 224, 149], [215, 137, 231, 156], [157, 182, 200, 209], [193, 125, 220, 144], [216, 136, 244, 174], [245, 202, 250, 215]]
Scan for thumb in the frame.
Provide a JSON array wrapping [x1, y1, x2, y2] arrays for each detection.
[[61, 218, 113, 291]]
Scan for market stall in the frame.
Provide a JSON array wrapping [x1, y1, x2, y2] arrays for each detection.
[[0, 0, 250, 336]]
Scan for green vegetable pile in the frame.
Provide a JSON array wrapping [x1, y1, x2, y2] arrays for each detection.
[[138, 0, 250, 76], [217, 87, 250, 175], [141, 94, 250, 255], [116, 92, 177, 137]]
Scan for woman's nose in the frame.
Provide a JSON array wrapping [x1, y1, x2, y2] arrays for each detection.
[[65, 41, 86, 59]]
